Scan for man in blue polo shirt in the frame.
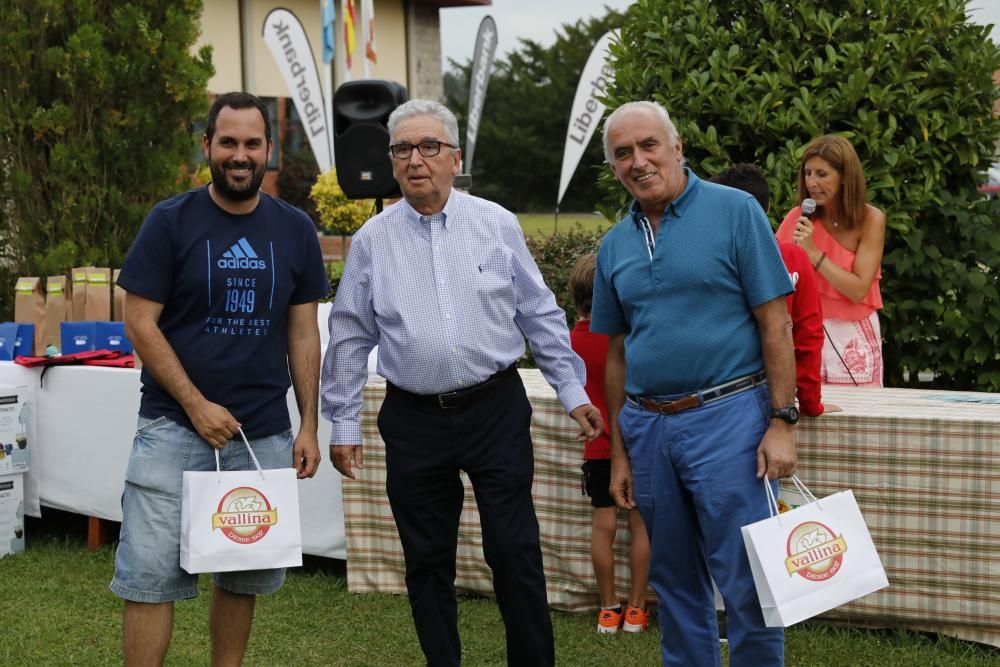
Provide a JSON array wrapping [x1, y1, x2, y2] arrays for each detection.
[[592, 100, 797, 666]]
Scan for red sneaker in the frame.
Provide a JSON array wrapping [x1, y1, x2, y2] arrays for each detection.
[[597, 607, 624, 634], [622, 606, 649, 633]]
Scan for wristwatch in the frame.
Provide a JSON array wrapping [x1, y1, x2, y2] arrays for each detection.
[[770, 405, 800, 424]]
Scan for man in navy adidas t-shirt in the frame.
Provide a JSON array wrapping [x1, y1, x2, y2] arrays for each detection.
[[109, 92, 329, 664]]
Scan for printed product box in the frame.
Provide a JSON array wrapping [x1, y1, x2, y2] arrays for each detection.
[[0, 386, 30, 474], [0, 473, 26, 558], [13, 324, 34, 358], [0, 323, 31, 361], [61, 321, 98, 354], [96, 321, 133, 354], [0, 323, 17, 361]]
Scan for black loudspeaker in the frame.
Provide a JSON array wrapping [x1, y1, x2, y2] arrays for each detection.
[[333, 79, 408, 199]]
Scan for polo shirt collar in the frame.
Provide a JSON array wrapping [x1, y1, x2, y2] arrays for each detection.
[[629, 167, 701, 227]]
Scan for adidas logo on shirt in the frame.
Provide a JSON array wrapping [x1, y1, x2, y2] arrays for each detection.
[[218, 237, 267, 270]]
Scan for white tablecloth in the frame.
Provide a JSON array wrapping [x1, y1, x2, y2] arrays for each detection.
[[0, 303, 346, 559]]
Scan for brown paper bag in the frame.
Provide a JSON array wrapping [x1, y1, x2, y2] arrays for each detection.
[[70, 267, 91, 321], [45, 276, 68, 352], [112, 269, 126, 321], [64, 275, 73, 321], [84, 268, 111, 321], [14, 277, 45, 355]]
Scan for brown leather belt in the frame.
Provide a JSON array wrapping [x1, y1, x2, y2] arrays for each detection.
[[631, 370, 767, 415], [387, 364, 518, 410]]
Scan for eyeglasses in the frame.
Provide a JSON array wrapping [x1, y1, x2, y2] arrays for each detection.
[[388, 140, 457, 160]]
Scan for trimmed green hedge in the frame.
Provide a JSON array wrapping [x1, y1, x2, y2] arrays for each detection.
[[525, 227, 608, 326]]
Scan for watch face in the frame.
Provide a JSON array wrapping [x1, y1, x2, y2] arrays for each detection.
[[788, 406, 800, 423]]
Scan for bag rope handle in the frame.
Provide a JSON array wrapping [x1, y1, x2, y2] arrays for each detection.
[[214, 427, 266, 481]]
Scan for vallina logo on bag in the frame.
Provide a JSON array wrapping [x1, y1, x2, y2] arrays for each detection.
[[211, 486, 278, 544], [784, 521, 847, 581]]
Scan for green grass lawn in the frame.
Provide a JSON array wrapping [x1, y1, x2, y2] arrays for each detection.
[[1, 517, 996, 666], [517, 212, 611, 237]]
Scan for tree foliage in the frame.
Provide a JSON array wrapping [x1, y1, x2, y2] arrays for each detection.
[[604, 0, 1000, 390], [278, 147, 321, 226], [277, 99, 321, 227], [444, 9, 626, 213], [0, 0, 213, 317]]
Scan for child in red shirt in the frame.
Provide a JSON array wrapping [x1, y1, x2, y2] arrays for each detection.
[[710, 164, 834, 416], [569, 254, 651, 633]]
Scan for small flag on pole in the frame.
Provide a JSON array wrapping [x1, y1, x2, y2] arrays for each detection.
[[343, 0, 357, 70], [362, 0, 377, 64], [321, 0, 336, 64]]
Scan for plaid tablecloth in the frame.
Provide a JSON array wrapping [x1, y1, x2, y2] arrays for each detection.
[[343, 371, 1000, 647], [791, 384, 999, 647]]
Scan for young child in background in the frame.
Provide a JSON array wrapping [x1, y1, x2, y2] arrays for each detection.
[[710, 163, 835, 416], [569, 254, 651, 634]]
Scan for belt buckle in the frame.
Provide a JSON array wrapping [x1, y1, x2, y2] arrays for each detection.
[[437, 391, 459, 409]]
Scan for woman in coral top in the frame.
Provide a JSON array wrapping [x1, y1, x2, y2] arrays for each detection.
[[777, 135, 887, 386]]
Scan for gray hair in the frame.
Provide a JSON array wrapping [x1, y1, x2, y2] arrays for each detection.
[[387, 99, 460, 148], [603, 100, 679, 164]]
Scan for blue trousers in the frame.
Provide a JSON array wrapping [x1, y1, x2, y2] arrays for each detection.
[[619, 384, 783, 667]]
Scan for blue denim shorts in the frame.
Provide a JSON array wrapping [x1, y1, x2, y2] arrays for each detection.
[[110, 416, 294, 603]]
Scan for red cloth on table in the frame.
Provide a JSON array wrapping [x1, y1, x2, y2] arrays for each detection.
[[14, 349, 134, 368]]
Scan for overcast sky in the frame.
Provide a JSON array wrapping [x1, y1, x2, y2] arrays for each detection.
[[438, 0, 634, 71], [968, 0, 1000, 43], [440, 1, 1000, 72]]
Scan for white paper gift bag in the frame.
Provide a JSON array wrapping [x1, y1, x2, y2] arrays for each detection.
[[741, 476, 889, 627], [180, 429, 303, 574]]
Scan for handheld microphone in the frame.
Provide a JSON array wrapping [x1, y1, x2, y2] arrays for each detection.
[[801, 198, 816, 218]]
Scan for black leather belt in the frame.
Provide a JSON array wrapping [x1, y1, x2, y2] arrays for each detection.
[[387, 364, 518, 410], [630, 370, 766, 415]]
